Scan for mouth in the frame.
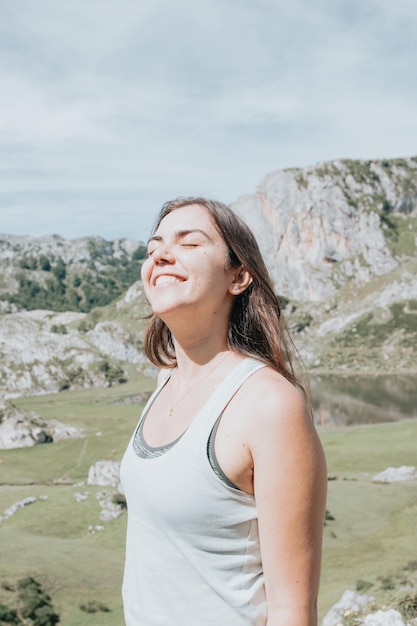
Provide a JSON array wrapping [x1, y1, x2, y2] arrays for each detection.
[[154, 275, 185, 287]]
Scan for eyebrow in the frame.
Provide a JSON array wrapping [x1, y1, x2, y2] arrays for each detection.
[[147, 229, 212, 245]]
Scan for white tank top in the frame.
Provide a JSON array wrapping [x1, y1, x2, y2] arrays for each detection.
[[120, 358, 268, 626]]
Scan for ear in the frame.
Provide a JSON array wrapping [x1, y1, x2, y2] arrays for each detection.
[[228, 266, 253, 296]]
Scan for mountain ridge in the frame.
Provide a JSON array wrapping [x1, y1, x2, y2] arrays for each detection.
[[0, 154, 416, 401]]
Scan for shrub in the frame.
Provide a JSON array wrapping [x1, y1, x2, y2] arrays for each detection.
[[1, 246, 146, 313], [1, 581, 15, 592], [19, 256, 38, 270], [17, 577, 59, 625], [51, 259, 66, 282], [79, 600, 110, 614], [356, 579, 374, 592], [278, 294, 290, 309], [98, 360, 127, 385], [50, 324, 67, 335], [132, 245, 147, 260], [39, 256, 51, 271], [112, 493, 127, 509], [377, 575, 395, 590], [379, 211, 398, 235], [294, 313, 313, 333], [341, 614, 361, 626], [31, 605, 60, 625], [0, 603, 20, 624], [397, 592, 417, 620], [381, 199, 392, 214], [77, 319, 91, 333]]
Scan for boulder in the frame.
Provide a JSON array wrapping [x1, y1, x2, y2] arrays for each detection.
[[372, 466, 417, 483], [363, 609, 409, 625], [96, 490, 125, 521], [321, 590, 374, 626], [87, 460, 121, 487], [0, 400, 84, 449]]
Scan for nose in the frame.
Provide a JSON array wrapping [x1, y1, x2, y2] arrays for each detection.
[[151, 242, 175, 265]]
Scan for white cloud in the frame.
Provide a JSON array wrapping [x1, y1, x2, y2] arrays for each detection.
[[0, 0, 416, 239]]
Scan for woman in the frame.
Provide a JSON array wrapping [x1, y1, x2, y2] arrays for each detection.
[[120, 197, 327, 626]]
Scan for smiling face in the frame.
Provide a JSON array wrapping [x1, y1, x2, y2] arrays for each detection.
[[141, 204, 241, 325]]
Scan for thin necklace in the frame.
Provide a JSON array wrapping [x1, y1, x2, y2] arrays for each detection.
[[168, 352, 232, 417]]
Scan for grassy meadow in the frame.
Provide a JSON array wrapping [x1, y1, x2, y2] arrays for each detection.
[[320, 418, 417, 617], [1, 375, 416, 624]]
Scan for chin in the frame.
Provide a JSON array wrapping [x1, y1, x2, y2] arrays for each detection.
[[151, 300, 185, 318]]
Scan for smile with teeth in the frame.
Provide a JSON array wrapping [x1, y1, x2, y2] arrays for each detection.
[[154, 275, 184, 287]]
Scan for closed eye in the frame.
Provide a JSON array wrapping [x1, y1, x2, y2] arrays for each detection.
[[146, 229, 209, 255], [146, 236, 161, 257], [180, 235, 204, 247]]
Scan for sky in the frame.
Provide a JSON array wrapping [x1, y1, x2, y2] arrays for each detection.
[[1, 0, 417, 242]]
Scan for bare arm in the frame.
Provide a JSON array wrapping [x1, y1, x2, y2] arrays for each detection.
[[249, 374, 327, 626]]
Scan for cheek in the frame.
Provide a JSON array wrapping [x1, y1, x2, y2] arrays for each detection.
[[141, 259, 153, 290]]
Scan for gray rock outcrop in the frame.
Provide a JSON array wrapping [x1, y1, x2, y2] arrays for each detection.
[[96, 490, 125, 521], [0, 298, 146, 398], [232, 157, 417, 301], [87, 460, 121, 487], [321, 589, 374, 626], [0, 233, 139, 266], [0, 399, 84, 449], [363, 609, 410, 625], [372, 466, 417, 483], [0, 495, 48, 524]]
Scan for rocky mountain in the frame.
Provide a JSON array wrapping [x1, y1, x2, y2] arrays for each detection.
[[232, 156, 417, 377], [0, 155, 416, 404], [232, 156, 417, 301]]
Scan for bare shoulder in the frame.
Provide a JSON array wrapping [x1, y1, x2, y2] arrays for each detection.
[[218, 363, 326, 497], [239, 366, 310, 424], [240, 365, 326, 502], [236, 365, 321, 454]]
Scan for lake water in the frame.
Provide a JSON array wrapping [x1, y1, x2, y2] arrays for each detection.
[[310, 373, 417, 426]]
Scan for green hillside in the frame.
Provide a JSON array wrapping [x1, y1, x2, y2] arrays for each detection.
[[0, 238, 147, 313], [1, 380, 416, 624]]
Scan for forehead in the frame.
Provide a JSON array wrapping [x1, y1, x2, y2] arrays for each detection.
[[155, 204, 219, 235]]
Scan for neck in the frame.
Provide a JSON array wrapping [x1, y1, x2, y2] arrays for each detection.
[[167, 347, 235, 418], [159, 300, 232, 361], [158, 308, 230, 371], [173, 335, 230, 378]]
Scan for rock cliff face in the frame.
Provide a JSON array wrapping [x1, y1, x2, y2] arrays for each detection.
[[232, 157, 417, 301]]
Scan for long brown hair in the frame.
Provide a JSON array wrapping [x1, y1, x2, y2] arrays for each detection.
[[143, 197, 308, 399]]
